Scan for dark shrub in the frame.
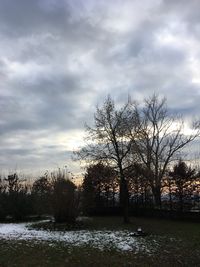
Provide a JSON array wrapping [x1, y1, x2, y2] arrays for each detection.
[[52, 178, 78, 223]]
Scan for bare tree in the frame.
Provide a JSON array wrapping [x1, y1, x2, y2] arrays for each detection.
[[75, 96, 138, 223], [133, 95, 200, 207], [75, 94, 199, 216]]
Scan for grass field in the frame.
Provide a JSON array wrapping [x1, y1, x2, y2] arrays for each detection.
[[0, 216, 200, 267]]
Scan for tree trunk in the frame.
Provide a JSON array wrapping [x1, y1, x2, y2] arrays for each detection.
[[152, 186, 162, 208], [112, 190, 115, 207], [120, 178, 130, 223], [179, 191, 183, 212], [168, 182, 173, 211]]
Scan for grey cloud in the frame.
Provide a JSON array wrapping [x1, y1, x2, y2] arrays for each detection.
[[0, 0, 200, 175], [0, 0, 70, 37]]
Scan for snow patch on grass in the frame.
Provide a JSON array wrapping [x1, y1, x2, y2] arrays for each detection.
[[0, 222, 157, 254]]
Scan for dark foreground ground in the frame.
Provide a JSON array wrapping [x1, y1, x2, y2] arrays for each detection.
[[0, 216, 200, 267]]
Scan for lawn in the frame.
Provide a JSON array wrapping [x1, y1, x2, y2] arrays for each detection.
[[0, 216, 199, 266]]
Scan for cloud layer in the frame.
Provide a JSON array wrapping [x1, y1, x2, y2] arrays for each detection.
[[1, 0, 200, 176]]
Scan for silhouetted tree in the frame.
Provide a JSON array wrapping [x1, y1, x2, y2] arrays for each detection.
[[169, 160, 196, 212], [76, 96, 139, 223], [76, 94, 200, 218], [127, 163, 152, 209], [82, 163, 117, 214], [4, 173, 32, 220], [51, 170, 78, 223], [132, 95, 200, 207], [32, 175, 52, 216], [163, 171, 175, 211], [0, 176, 6, 220]]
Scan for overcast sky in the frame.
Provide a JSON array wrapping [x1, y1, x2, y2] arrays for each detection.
[[1, 0, 200, 178]]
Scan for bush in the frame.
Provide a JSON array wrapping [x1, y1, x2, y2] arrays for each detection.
[[52, 178, 78, 223]]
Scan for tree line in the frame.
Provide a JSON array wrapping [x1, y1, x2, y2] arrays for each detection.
[[76, 94, 200, 222], [81, 160, 200, 215], [0, 159, 199, 223], [0, 169, 78, 222]]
